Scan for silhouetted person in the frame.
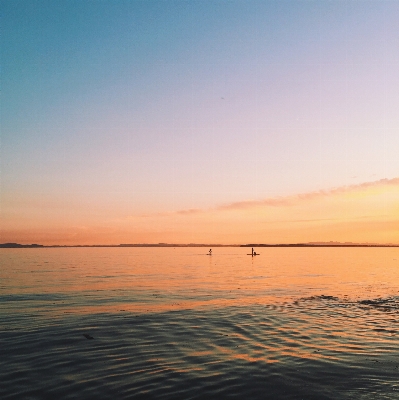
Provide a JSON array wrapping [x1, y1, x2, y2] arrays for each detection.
[[252, 247, 254, 256], [209, 248, 212, 255]]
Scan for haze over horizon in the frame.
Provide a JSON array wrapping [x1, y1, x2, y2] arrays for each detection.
[[2, 1, 398, 245]]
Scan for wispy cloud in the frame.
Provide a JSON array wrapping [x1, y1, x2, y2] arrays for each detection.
[[138, 208, 203, 218], [137, 177, 399, 217], [219, 178, 399, 211]]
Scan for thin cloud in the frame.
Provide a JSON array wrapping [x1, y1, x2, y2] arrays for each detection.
[[218, 178, 399, 211], [262, 214, 388, 224], [137, 208, 203, 218], [176, 208, 203, 215], [136, 177, 399, 217]]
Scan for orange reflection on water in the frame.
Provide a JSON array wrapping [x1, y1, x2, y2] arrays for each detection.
[[1, 246, 398, 315]]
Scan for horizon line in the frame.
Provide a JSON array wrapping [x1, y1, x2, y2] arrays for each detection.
[[1, 242, 398, 248]]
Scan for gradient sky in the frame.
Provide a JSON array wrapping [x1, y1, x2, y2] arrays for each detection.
[[2, 0, 399, 245]]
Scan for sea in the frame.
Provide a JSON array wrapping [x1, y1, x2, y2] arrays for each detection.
[[1, 247, 398, 399]]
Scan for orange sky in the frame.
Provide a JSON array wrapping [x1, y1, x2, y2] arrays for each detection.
[[3, 3, 399, 247], [2, 178, 398, 245]]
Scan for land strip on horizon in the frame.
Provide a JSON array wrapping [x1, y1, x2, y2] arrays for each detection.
[[1, 242, 398, 248]]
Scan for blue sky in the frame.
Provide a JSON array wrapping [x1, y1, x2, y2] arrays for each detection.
[[2, 0, 399, 244]]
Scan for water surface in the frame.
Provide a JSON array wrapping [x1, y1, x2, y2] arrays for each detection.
[[1, 247, 398, 399]]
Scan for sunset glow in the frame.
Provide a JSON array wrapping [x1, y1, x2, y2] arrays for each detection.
[[2, 178, 398, 245], [2, 1, 398, 245]]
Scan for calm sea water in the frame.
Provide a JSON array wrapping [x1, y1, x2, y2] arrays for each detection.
[[1, 247, 398, 399]]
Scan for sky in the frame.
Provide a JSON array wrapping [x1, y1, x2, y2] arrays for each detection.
[[2, 0, 399, 245]]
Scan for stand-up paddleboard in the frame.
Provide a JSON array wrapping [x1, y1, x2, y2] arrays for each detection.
[[247, 253, 260, 256]]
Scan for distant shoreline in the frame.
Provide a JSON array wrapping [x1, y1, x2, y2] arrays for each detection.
[[1, 242, 398, 248]]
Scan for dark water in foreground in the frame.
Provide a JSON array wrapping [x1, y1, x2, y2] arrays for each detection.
[[1, 247, 398, 399]]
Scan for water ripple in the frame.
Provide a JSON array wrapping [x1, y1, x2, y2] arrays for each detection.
[[1, 302, 399, 399]]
